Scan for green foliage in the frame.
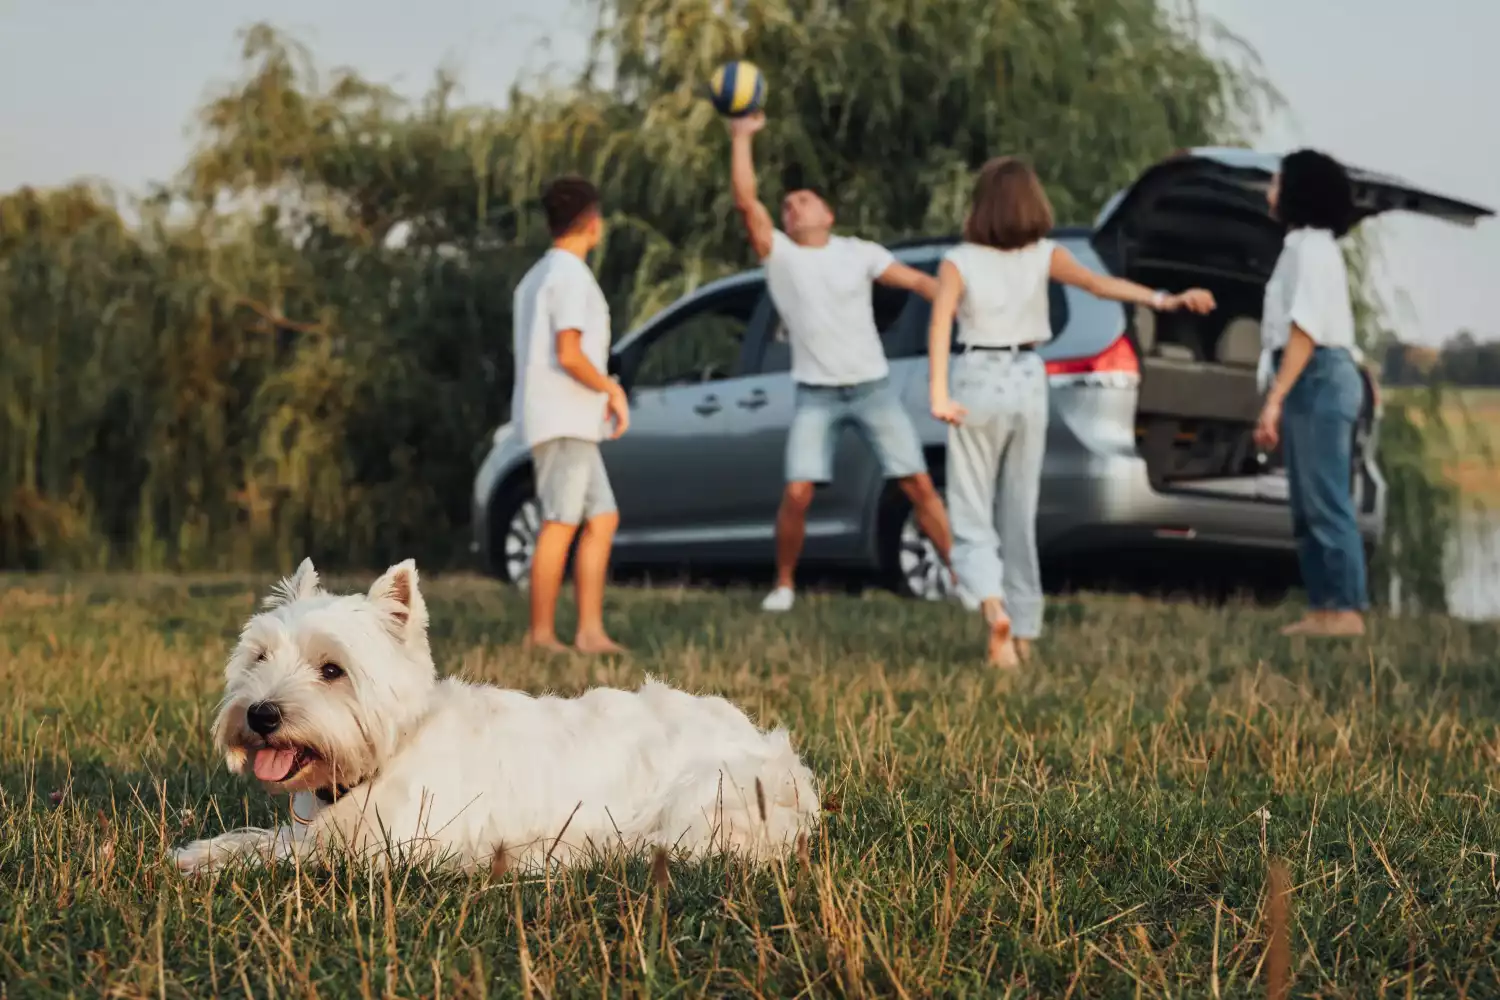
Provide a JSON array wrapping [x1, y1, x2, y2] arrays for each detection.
[[1344, 233, 1460, 612], [3, 4, 1274, 571]]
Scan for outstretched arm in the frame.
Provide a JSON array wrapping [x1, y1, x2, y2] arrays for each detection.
[[1049, 245, 1216, 315], [729, 112, 775, 260], [927, 260, 968, 425], [875, 261, 939, 302]]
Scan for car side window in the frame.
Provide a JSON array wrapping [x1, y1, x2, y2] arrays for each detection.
[[1048, 282, 1071, 337], [755, 263, 932, 374], [630, 286, 761, 389], [894, 273, 1072, 357]]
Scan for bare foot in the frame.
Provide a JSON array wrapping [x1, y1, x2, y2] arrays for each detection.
[[983, 599, 1020, 669], [522, 632, 570, 654], [990, 635, 1020, 669], [1306, 611, 1366, 637], [574, 632, 628, 656], [1279, 613, 1326, 637]]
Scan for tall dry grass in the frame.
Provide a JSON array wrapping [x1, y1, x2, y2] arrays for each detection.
[[2, 573, 1497, 996]]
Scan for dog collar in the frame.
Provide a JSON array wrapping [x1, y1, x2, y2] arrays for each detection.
[[289, 791, 318, 826], [315, 783, 356, 805], [288, 783, 360, 827]]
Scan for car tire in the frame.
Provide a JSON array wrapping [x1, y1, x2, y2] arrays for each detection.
[[488, 475, 543, 588], [878, 482, 960, 603]]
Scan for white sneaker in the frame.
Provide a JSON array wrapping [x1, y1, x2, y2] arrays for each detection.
[[761, 586, 795, 612]]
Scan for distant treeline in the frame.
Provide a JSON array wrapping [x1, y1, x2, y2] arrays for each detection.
[[1383, 333, 1500, 388], [0, 6, 1276, 572]]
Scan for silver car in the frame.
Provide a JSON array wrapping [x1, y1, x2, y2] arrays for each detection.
[[472, 148, 1493, 599]]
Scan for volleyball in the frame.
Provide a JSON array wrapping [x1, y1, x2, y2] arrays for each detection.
[[707, 60, 766, 118]]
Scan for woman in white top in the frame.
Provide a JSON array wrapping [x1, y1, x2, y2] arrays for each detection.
[[1252, 149, 1369, 637], [928, 157, 1215, 667]]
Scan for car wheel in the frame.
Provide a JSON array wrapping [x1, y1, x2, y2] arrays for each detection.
[[491, 481, 543, 588], [880, 486, 959, 603]]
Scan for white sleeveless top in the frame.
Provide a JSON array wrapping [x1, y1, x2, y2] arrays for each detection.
[[943, 239, 1055, 348]]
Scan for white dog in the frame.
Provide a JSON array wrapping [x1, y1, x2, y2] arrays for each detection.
[[172, 559, 820, 875]]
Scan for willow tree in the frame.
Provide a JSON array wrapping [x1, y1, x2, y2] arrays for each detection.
[[2, 1, 1273, 571], [570, 0, 1276, 318]]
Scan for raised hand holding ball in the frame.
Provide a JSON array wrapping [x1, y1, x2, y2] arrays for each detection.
[[708, 60, 766, 118], [727, 110, 766, 137]]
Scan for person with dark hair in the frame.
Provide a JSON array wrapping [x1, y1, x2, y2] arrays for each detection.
[[1253, 149, 1369, 637], [929, 157, 1215, 666], [511, 175, 629, 654], [728, 110, 956, 613]]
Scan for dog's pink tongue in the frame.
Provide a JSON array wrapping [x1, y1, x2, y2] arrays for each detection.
[[253, 748, 298, 782]]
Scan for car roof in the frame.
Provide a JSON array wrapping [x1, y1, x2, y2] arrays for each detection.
[[1095, 146, 1494, 233], [886, 225, 1095, 255], [611, 227, 1097, 350], [699, 226, 1096, 285]]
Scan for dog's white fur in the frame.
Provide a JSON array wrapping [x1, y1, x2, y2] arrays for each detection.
[[172, 559, 820, 874]]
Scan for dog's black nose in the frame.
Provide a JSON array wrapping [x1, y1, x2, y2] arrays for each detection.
[[246, 701, 283, 735]]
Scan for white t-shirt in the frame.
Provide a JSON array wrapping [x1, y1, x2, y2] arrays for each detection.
[[1257, 227, 1357, 390], [511, 249, 612, 448], [763, 230, 897, 386], [943, 239, 1056, 348]]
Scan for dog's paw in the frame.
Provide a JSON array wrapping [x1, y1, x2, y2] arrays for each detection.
[[172, 838, 221, 875], [172, 829, 272, 874]]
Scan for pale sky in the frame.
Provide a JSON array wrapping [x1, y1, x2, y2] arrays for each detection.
[[0, 0, 1494, 345]]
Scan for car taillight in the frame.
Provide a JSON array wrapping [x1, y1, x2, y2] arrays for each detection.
[[1045, 335, 1140, 377]]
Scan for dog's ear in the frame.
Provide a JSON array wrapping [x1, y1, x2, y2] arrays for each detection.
[[264, 557, 321, 609], [368, 559, 428, 644]]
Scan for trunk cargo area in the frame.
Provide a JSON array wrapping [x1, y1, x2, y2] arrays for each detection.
[[1125, 266, 1274, 495]]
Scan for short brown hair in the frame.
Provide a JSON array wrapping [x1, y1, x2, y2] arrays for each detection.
[[540, 175, 600, 238], [962, 157, 1055, 250]]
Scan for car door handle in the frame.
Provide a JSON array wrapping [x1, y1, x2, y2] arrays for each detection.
[[694, 395, 722, 416], [737, 390, 768, 410]]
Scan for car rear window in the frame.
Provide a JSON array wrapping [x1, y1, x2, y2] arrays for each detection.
[[882, 257, 1072, 359], [757, 280, 920, 375]]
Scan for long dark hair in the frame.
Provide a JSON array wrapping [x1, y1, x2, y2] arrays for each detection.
[[1276, 149, 1356, 237]]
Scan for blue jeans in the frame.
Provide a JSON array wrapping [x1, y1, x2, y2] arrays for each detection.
[[785, 377, 928, 483], [1282, 348, 1368, 611]]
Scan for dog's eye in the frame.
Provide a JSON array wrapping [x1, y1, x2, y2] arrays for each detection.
[[319, 662, 345, 682], [253, 649, 267, 663]]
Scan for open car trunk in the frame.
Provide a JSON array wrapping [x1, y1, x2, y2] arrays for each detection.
[[1090, 148, 1494, 498]]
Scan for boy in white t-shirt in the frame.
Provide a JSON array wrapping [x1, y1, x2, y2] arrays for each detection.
[[511, 176, 630, 653], [728, 111, 954, 612]]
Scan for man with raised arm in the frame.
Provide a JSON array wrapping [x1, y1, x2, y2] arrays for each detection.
[[728, 112, 954, 612]]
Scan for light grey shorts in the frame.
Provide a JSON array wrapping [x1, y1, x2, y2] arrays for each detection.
[[532, 438, 617, 525]]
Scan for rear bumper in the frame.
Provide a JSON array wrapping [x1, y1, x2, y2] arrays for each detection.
[[1035, 376, 1385, 557], [1037, 451, 1385, 557]]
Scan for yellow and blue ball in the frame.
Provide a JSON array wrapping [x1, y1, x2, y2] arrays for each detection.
[[707, 60, 766, 118]]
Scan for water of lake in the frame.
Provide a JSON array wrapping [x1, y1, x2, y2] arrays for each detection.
[[1443, 512, 1500, 620]]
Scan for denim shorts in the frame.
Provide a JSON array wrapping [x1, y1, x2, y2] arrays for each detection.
[[785, 376, 928, 484], [531, 438, 617, 525]]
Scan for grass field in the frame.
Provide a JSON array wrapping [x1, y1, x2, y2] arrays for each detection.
[[3, 573, 1500, 998]]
